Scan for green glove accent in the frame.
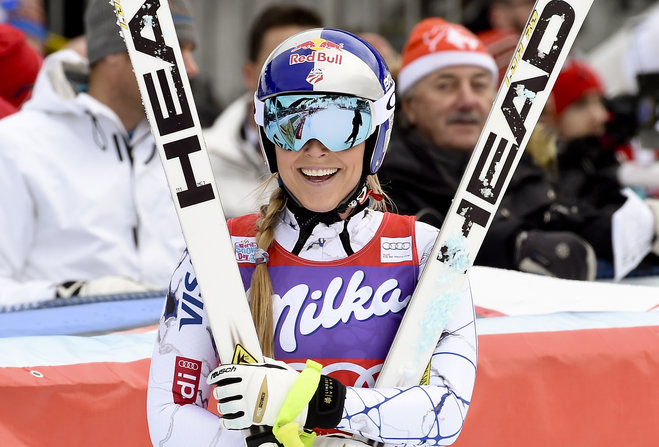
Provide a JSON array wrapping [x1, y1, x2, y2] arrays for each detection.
[[272, 359, 322, 447]]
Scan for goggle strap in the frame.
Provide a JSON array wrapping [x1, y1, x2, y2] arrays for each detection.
[[254, 92, 265, 126], [372, 83, 396, 126]]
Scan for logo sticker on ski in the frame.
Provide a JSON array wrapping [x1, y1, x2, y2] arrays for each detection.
[[232, 344, 259, 364]]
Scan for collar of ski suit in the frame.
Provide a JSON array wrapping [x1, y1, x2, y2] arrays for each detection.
[[274, 207, 383, 261]]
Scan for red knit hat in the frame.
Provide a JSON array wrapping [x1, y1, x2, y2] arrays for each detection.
[[398, 18, 498, 95], [0, 96, 18, 119], [0, 23, 42, 108], [552, 58, 603, 116]]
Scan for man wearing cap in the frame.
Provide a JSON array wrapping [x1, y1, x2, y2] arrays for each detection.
[[0, 0, 198, 306], [379, 17, 598, 281]]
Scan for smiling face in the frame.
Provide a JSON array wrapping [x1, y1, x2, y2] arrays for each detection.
[[275, 139, 365, 212]]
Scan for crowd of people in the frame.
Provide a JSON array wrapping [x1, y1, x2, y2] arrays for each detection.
[[3, 0, 656, 301], [0, 0, 199, 306], [1, 0, 658, 445]]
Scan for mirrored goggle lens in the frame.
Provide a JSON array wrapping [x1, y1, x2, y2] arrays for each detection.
[[263, 94, 373, 152]]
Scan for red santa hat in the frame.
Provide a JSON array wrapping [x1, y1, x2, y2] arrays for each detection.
[[398, 18, 498, 95], [0, 23, 42, 109], [552, 58, 604, 116]]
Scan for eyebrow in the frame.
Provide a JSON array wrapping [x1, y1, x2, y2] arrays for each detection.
[[430, 69, 491, 82]]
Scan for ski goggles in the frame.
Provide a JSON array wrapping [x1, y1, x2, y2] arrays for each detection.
[[254, 89, 395, 152]]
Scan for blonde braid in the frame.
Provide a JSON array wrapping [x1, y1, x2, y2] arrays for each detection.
[[249, 185, 286, 358]]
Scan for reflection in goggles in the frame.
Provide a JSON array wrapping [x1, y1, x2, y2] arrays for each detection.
[[263, 94, 374, 152]]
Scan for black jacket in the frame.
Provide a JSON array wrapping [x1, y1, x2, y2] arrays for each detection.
[[552, 136, 628, 260], [379, 127, 584, 268]]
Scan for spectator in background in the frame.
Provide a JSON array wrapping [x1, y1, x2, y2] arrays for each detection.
[[476, 0, 532, 83], [0, 0, 47, 54], [550, 59, 609, 142], [358, 32, 402, 80], [0, 0, 199, 306], [0, 23, 41, 118], [601, 5, 659, 196], [476, 28, 518, 83], [379, 17, 598, 281], [204, 4, 323, 218], [488, 0, 534, 34], [546, 58, 659, 278]]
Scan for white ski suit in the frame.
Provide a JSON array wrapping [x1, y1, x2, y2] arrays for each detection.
[[0, 49, 185, 306], [147, 207, 477, 446]]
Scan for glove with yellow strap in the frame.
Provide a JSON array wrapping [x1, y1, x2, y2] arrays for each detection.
[[207, 358, 345, 447]]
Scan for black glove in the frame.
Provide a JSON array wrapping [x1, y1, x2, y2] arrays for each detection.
[[515, 230, 596, 280]]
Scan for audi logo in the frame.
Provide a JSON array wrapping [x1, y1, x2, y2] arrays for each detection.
[[178, 359, 199, 370], [382, 242, 411, 250]]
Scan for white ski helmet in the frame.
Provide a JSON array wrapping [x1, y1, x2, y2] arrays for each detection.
[[253, 28, 396, 176]]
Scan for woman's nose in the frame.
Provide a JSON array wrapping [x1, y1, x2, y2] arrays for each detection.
[[301, 139, 329, 156]]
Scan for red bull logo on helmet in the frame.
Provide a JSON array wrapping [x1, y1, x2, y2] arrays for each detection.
[[289, 38, 344, 66]]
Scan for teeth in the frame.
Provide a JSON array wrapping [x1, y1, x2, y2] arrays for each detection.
[[301, 168, 338, 177]]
